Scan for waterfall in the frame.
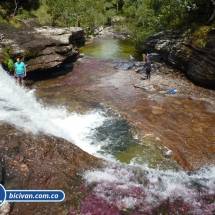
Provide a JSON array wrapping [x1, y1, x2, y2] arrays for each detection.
[[0, 65, 109, 155], [1, 65, 215, 214]]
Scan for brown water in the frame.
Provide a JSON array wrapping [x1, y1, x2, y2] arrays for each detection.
[[34, 55, 215, 171]]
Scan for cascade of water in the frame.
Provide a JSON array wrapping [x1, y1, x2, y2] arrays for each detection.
[[81, 163, 215, 214], [0, 65, 109, 155], [1, 65, 215, 214]]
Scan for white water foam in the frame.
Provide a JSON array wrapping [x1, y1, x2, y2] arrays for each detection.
[[0, 65, 110, 156], [1, 66, 215, 213], [83, 162, 215, 213]]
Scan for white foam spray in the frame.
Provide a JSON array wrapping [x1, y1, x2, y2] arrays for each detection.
[[1, 65, 215, 213], [0, 65, 109, 156], [83, 162, 215, 213]]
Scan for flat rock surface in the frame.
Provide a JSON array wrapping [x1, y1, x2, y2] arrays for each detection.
[[34, 58, 215, 171]]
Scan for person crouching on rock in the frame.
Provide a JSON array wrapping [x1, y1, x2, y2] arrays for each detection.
[[144, 58, 151, 80], [14, 57, 26, 86], [130, 54, 134, 61]]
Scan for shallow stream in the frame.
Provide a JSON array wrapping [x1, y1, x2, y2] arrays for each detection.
[[1, 37, 215, 214]]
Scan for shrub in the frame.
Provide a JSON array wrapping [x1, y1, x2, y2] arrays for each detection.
[[3, 46, 14, 71]]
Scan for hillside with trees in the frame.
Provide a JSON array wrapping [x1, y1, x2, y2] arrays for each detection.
[[0, 0, 215, 43]]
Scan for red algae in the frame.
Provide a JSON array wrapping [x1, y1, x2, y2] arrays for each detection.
[[71, 184, 215, 215], [70, 163, 215, 215], [80, 192, 121, 215]]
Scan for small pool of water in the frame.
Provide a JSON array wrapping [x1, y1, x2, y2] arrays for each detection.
[[92, 114, 179, 170], [79, 37, 142, 61]]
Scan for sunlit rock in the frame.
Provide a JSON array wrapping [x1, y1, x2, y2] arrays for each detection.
[[145, 29, 215, 89], [0, 24, 85, 73]]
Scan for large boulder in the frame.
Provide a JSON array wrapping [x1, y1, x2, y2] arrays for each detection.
[[0, 24, 85, 73], [0, 124, 102, 215], [145, 28, 215, 89]]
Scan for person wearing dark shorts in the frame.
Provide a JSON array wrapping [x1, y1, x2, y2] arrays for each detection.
[[144, 58, 151, 80], [14, 57, 26, 86]]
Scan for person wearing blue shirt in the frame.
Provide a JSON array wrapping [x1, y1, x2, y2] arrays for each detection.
[[14, 57, 26, 86]]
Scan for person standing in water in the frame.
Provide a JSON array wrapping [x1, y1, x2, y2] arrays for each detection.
[[144, 58, 151, 80], [14, 57, 26, 86]]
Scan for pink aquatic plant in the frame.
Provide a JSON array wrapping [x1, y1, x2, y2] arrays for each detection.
[[69, 164, 215, 214], [80, 192, 121, 215], [68, 209, 77, 215]]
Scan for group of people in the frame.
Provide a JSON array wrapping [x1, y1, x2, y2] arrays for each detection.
[[130, 52, 152, 80], [14, 53, 152, 87]]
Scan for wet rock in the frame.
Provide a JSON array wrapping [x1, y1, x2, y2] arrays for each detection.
[[0, 202, 10, 215], [151, 106, 164, 115], [113, 33, 132, 39], [162, 146, 173, 157], [113, 34, 125, 39], [0, 124, 102, 215], [38, 57, 215, 171], [0, 34, 4, 41], [149, 53, 166, 62], [77, 53, 85, 58], [114, 61, 135, 70], [0, 164, 2, 183], [25, 79, 34, 85]]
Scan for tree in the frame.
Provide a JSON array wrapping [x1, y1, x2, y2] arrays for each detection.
[[149, 0, 198, 29], [46, 0, 107, 33], [13, 0, 20, 16], [119, 0, 158, 43], [0, 0, 40, 18], [207, 0, 215, 24]]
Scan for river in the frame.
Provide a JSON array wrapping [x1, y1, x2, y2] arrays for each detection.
[[1, 37, 215, 214]]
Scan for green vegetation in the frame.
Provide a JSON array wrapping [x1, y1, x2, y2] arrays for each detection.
[[192, 26, 211, 48], [31, 0, 52, 25], [3, 46, 14, 71], [9, 18, 22, 28], [0, 0, 215, 43]]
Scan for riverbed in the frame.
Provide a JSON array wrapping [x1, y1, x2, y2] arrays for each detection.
[[33, 50, 215, 171], [1, 36, 215, 214]]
